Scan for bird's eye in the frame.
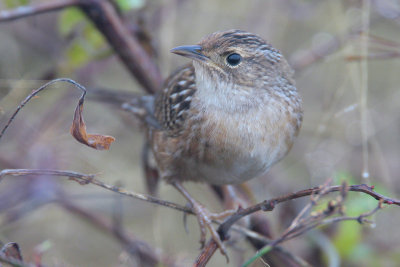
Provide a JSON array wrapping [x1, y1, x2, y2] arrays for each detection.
[[226, 53, 242, 66]]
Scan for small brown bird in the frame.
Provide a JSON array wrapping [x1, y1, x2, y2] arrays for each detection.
[[146, 29, 303, 255]]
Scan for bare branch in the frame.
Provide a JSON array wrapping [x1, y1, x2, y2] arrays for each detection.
[[0, 78, 86, 141], [194, 182, 399, 266], [78, 0, 162, 93], [2, 168, 398, 266], [243, 202, 382, 267], [0, 0, 78, 22], [0, 1, 163, 94], [0, 169, 192, 214]]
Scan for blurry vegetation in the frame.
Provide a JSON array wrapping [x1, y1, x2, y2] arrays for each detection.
[[58, 7, 108, 71]]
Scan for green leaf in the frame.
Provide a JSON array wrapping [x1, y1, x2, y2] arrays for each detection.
[[115, 0, 145, 12], [66, 41, 90, 68], [83, 24, 105, 49], [58, 7, 86, 36], [330, 171, 387, 260], [333, 220, 362, 258], [3, 0, 29, 8], [333, 171, 357, 185]]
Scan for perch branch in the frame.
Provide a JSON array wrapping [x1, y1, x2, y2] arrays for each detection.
[[1, 169, 398, 266], [242, 196, 383, 267], [194, 182, 398, 266]]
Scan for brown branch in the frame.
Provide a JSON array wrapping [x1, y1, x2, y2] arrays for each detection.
[[277, 202, 382, 244], [211, 185, 306, 266], [78, 0, 162, 93], [283, 179, 333, 236], [0, 0, 79, 21], [218, 183, 398, 240], [0, 169, 193, 214], [2, 168, 398, 266], [0, 173, 162, 265], [0, 78, 86, 141], [0, 0, 163, 94], [193, 239, 218, 267], [242, 202, 383, 267], [241, 182, 382, 267], [194, 183, 399, 266], [0, 169, 271, 266]]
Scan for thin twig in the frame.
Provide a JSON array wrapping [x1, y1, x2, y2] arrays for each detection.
[[0, 168, 276, 247], [218, 183, 398, 240], [1, 168, 398, 267], [0, 0, 79, 22], [283, 179, 332, 235], [0, 78, 86, 141], [194, 183, 399, 266], [242, 202, 383, 267], [0, 169, 192, 214]]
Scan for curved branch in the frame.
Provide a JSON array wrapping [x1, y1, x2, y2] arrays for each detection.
[[0, 78, 86, 141]]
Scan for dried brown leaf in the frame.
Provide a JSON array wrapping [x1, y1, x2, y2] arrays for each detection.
[[70, 94, 115, 150]]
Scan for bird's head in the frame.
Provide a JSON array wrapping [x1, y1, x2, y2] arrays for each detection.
[[171, 29, 294, 92]]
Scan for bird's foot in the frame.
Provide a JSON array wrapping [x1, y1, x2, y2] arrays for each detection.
[[191, 201, 232, 257], [172, 181, 235, 259]]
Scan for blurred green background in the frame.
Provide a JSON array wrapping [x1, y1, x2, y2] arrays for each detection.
[[0, 0, 400, 266]]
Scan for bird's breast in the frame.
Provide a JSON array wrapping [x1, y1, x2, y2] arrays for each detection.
[[180, 100, 297, 184]]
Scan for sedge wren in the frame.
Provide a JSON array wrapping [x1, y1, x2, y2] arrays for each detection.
[[147, 29, 302, 256]]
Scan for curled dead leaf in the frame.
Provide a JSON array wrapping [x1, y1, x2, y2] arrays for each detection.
[[70, 93, 115, 150]]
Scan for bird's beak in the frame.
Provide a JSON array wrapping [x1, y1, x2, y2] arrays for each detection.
[[170, 45, 209, 62]]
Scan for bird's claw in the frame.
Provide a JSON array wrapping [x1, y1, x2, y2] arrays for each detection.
[[192, 203, 228, 258]]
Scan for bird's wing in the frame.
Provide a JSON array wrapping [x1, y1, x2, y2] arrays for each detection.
[[154, 64, 196, 136]]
